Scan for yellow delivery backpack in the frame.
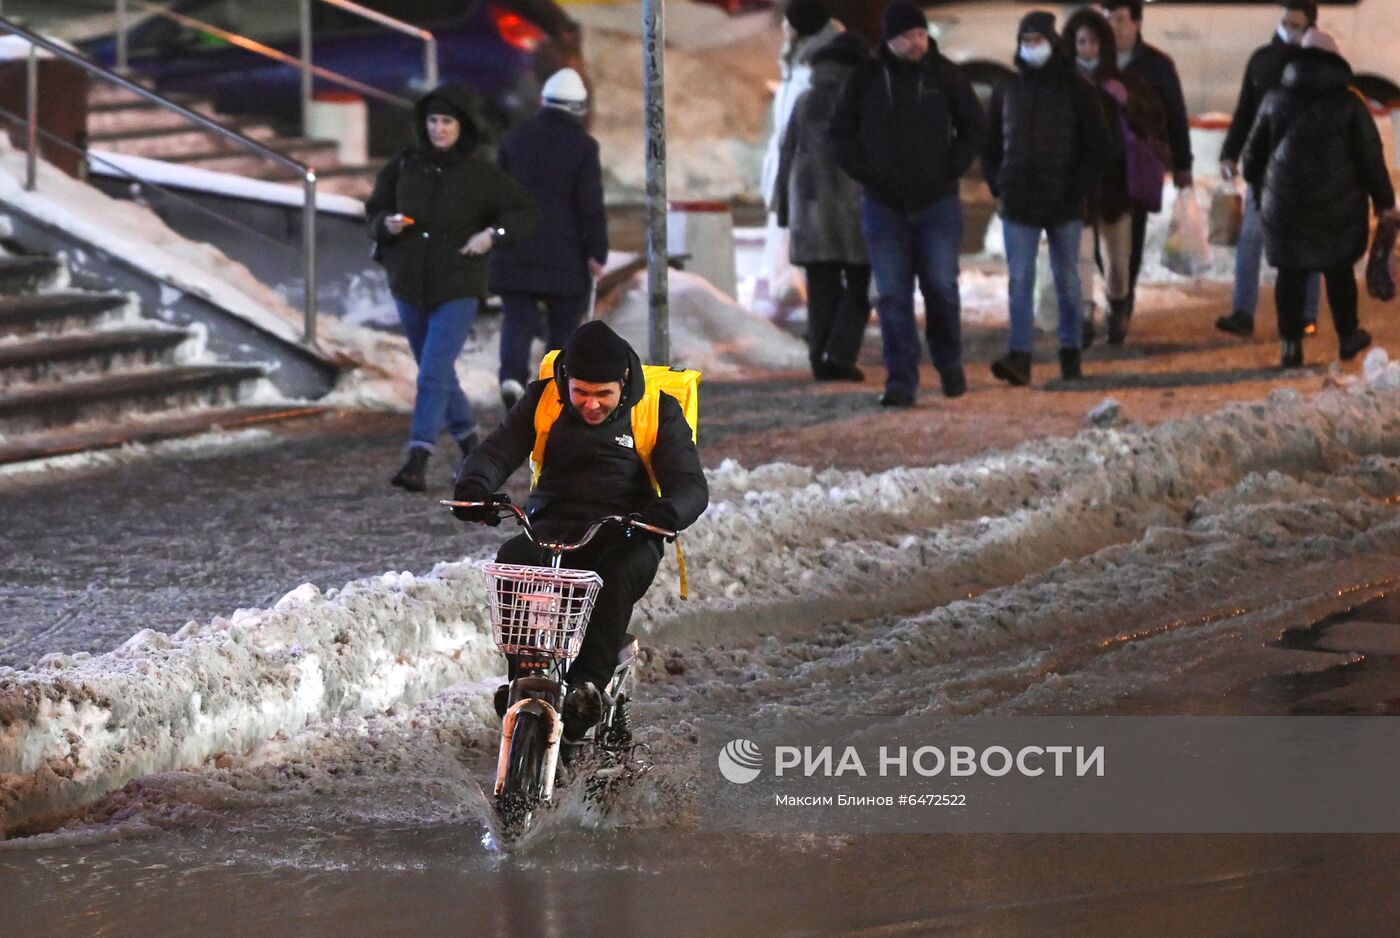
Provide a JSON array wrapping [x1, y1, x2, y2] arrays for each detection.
[[530, 349, 700, 597]]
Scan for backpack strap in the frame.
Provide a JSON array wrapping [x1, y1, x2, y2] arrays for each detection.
[[529, 380, 565, 489]]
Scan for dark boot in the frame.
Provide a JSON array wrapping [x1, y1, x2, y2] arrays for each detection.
[[1058, 347, 1082, 380], [1280, 339, 1304, 369], [938, 366, 967, 399], [562, 682, 604, 742], [390, 447, 430, 492], [1106, 298, 1132, 345], [990, 351, 1032, 387], [457, 430, 479, 461], [1081, 301, 1097, 349], [1215, 310, 1254, 337], [813, 360, 865, 382], [1339, 327, 1372, 361], [493, 683, 509, 718]]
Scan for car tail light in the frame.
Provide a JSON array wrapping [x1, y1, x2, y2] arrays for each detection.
[[490, 5, 545, 52]]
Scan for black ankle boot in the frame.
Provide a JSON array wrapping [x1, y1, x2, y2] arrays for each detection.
[[1280, 339, 1304, 369], [1106, 298, 1131, 345], [990, 351, 1032, 387], [390, 448, 430, 492], [1058, 347, 1082, 380]]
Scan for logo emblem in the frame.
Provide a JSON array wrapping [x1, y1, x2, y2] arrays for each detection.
[[615, 433, 635, 449], [718, 738, 763, 784]]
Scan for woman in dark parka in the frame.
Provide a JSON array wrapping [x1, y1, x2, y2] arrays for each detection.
[[1242, 29, 1398, 368], [367, 85, 539, 491]]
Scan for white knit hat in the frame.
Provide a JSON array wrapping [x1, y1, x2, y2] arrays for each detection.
[[541, 68, 588, 112]]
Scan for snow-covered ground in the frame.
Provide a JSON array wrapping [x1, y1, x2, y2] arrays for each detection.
[[7, 374, 1400, 837]]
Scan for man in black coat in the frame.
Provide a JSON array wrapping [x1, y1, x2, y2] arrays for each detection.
[[1102, 0, 1192, 314], [453, 321, 708, 741], [828, 0, 985, 406], [1242, 29, 1398, 368], [1215, 0, 1320, 339], [489, 68, 609, 410], [983, 10, 1110, 385]]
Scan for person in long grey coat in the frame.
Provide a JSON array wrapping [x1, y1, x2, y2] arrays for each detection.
[[775, 30, 871, 382]]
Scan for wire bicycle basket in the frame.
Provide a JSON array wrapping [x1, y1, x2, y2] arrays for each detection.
[[482, 562, 604, 659]]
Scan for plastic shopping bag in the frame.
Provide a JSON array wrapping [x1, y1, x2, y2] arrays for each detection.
[[1208, 181, 1244, 247], [1366, 215, 1398, 302], [1162, 188, 1211, 278]]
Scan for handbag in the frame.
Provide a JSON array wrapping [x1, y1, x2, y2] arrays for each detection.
[[1367, 215, 1399, 301], [1121, 115, 1166, 213]]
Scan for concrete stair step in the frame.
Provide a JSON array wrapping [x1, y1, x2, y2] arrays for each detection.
[[86, 98, 227, 135], [0, 327, 190, 389], [0, 364, 267, 436], [0, 256, 65, 294], [0, 404, 326, 466], [163, 139, 341, 176], [0, 293, 132, 339], [89, 124, 287, 161], [86, 84, 206, 111]]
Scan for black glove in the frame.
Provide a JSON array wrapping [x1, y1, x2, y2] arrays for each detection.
[[452, 486, 503, 525], [636, 500, 679, 532]]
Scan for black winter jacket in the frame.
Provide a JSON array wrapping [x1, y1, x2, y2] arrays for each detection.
[[1220, 36, 1300, 164], [828, 41, 985, 212], [1243, 49, 1396, 271], [1122, 39, 1193, 175], [775, 33, 868, 266], [983, 57, 1111, 228], [453, 342, 709, 531], [489, 107, 608, 298], [366, 86, 540, 307]]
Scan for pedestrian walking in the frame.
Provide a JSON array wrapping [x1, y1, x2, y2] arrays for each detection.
[[1242, 29, 1399, 368], [367, 86, 539, 492], [828, 0, 986, 405], [489, 67, 608, 410], [984, 10, 1110, 385], [775, 31, 872, 383]]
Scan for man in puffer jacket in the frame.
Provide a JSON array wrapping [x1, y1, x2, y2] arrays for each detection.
[[983, 10, 1110, 386], [1243, 29, 1399, 369]]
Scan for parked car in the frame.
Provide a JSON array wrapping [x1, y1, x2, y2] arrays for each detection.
[[81, 0, 579, 153], [925, 0, 1400, 113]]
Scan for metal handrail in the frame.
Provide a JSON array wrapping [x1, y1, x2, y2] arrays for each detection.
[[112, 0, 429, 134], [0, 17, 320, 344]]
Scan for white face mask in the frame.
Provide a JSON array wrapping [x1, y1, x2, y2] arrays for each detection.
[[1277, 24, 1304, 45], [1076, 56, 1099, 73], [1116, 49, 1134, 69], [1020, 42, 1052, 67]]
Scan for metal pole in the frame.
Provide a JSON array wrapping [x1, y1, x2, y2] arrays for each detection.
[[424, 36, 438, 90], [299, 0, 313, 134], [25, 42, 37, 191], [116, 0, 129, 74], [642, 0, 669, 364], [302, 172, 318, 343]]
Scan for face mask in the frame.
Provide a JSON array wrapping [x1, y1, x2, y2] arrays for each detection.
[[1076, 56, 1099, 74], [1277, 24, 1304, 45], [1020, 43, 1052, 67]]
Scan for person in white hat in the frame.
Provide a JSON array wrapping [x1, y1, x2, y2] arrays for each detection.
[[489, 67, 608, 409]]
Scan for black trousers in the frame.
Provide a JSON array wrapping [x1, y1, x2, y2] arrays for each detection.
[[1128, 204, 1149, 298], [496, 522, 663, 690], [802, 262, 872, 370], [1276, 264, 1358, 342]]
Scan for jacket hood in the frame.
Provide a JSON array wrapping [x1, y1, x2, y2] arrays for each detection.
[[810, 31, 866, 84], [787, 20, 842, 68], [549, 332, 646, 423], [1282, 47, 1353, 94], [413, 85, 484, 154]]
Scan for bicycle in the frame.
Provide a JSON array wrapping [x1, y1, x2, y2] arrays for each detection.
[[441, 495, 675, 834]]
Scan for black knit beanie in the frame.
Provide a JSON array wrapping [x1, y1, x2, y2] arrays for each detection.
[[562, 321, 632, 383], [882, 1, 927, 40], [785, 0, 830, 38], [1017, 10, 1058, 44]]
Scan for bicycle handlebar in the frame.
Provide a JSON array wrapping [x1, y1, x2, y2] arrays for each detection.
[[439, 499, 677, 550]]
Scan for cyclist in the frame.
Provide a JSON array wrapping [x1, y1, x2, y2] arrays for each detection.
[[451, 321, 709, 744]]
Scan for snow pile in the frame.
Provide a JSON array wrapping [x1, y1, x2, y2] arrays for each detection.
[[601, 265, 809, 376], [7, 384, 1400, 835]]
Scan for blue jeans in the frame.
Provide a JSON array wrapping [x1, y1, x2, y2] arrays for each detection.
[[1234, 185, 1319, 320], [498, 292, 590, 386], [860, 194, 964, 397], [395, 297, 478, 452], [1003, 217, 1084, 352]]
